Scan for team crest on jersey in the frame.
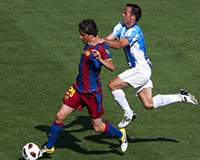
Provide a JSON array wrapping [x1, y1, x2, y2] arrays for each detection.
[[64, 86, 76, 99], [85, 51, 90, 56]]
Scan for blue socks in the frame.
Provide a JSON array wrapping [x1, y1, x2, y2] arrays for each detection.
[[46, 122, 122, 148], [46, 121, 64, 148], [104, 123, 122, 138]]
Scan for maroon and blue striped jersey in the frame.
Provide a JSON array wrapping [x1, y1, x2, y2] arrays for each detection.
[[74, 43, 112, 93]]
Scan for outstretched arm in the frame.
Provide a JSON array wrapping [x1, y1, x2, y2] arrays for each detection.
[[95, 33, 129, 49], [104, 38, 129, 49], [105, 33, 116, 40]]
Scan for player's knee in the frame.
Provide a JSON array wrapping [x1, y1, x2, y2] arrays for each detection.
[[108, 81, 114, 90], [143, 102, 154, 110], [55, 112, 65, 122]]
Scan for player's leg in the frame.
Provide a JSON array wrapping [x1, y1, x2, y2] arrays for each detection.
[[43, 85, 80, 154], [138, 88, 198, 109], [109, 76, 136, 128], [138, 87, 154, 109], [91, 118, 128, 152], [86, 92, 128, 152], [152, 89, 198, 108], [43, 104, 75, 153]]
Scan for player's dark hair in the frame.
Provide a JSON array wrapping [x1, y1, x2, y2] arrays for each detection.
[[126, 3, 142, 22], [79, 19, 98, 36]]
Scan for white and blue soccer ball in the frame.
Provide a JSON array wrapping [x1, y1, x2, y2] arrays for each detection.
[[22, 143, 42, 160]]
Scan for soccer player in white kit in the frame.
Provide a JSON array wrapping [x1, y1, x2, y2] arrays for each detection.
[[95, 3, 198, 128]]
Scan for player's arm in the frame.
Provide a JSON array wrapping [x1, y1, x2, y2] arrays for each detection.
[[99, 58, 115, 72], [105, 33, 115, 40], [92, 50, 115, 72], [104, 38, 129, 49], [95, 35, 129, 49], [104, 23, 129, 48]]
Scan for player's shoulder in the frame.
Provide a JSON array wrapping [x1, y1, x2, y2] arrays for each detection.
[[114, 21, 125, 29], [97, 43, 110, 52], [97, 43, 111, 57], [132, 24, 142, 32], [126, 24, 142, 36]]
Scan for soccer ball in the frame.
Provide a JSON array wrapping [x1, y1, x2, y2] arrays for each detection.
[[22, 143, 42, 160]]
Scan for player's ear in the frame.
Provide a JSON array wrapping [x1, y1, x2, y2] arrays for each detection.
[[131, 15, 136, 21]]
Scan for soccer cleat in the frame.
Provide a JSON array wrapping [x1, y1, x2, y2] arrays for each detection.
[[119, 128, 128, 152], [41, 145, 55, 154], [118, 112, 136, 128], [179, 89, 199, 105]]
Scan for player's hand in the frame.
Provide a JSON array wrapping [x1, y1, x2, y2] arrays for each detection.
[[91, 49, 101, 60]]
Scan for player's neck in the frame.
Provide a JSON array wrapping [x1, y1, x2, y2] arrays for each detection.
[[87, 36, 99, 46], [125, 21, 136, 28]]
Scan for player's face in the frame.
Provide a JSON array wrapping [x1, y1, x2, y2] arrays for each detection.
[[80, 32, 90, 43], [122, 6, 135, 27]]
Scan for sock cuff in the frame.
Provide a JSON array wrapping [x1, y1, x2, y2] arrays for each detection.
[[112, 89, 125, 97], [53, 121, 64, 127]]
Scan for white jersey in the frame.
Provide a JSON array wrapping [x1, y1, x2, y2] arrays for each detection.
[[112, 22, 151, 68]]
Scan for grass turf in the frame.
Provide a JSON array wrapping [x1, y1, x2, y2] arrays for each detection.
[[0, 0, 200, 160]]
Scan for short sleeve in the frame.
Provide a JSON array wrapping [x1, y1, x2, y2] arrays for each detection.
[[125, 29, 138, 46], [98, 44, 112, 60], [112, 22, 123, 39]]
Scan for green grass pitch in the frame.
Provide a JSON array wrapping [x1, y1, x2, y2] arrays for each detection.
[[0, 0, 200, 160]]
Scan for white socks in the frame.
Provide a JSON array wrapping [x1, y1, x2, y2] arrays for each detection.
[[153, 94, 182, 109], [112, 89, 133, 116], [112, 90, 185, 111]]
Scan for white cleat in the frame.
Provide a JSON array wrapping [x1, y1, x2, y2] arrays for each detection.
[[118, 112, 136, 128], [179, 89, 199, 105], [119, 128, 128, 152]]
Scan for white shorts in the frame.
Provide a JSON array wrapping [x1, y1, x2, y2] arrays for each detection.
[[118, 65, 153, 94]]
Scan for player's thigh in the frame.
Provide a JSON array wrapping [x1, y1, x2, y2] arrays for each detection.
[[109, 76, 129, 90], [62, 85, 83, 115], [117, 68, 143, 89], [82, 92, 104, 119], [91, 118, 105, 132], [118, 67, 151, 89], [56, 104, 75, 121], [138, 87, 153, 109]]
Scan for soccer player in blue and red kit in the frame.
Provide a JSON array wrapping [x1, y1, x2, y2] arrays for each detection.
[[42, 19, 128, 154]]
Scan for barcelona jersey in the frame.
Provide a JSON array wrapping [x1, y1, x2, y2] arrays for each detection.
[[74, 43, 112, 93]]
